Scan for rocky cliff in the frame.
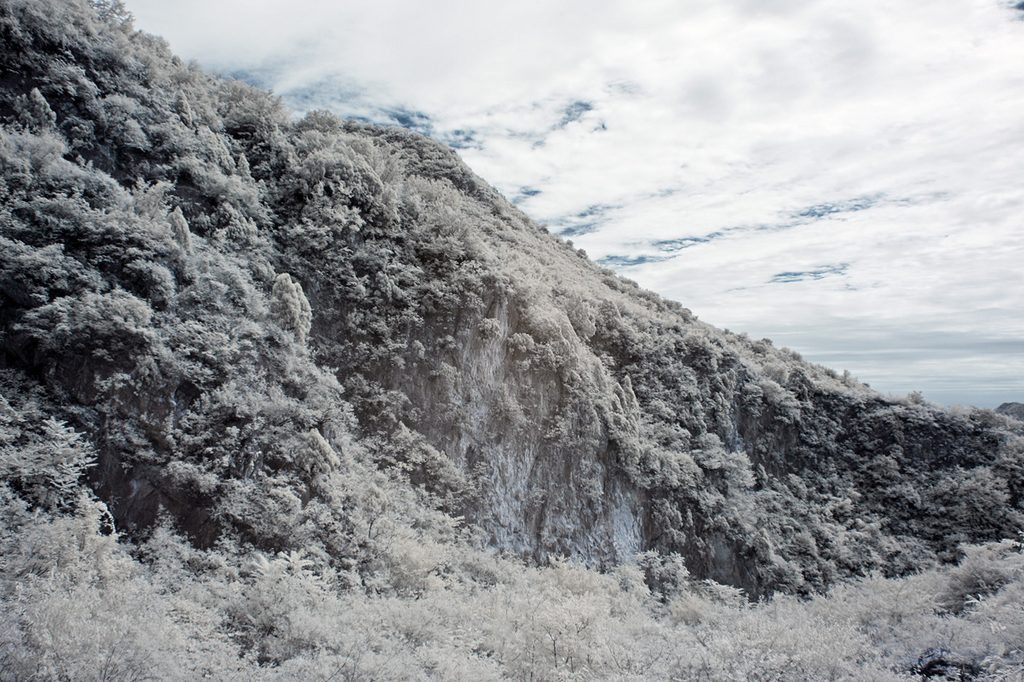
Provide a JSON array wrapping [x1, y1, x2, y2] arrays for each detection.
[[1, 0, 1022, 602]]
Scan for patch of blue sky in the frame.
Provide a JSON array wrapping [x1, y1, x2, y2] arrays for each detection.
[[793, 195, 883, 220], [442, 128, 481, 150], [650, 195, 890, 256], [598, 254, 672, 267], [558, 100, 594, 128], [551, 203, 620, 237], [768, 263, 849, 284], [511, 186, 542, 205]]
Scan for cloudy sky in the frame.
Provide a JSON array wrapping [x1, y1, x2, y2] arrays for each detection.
[[126, 0, 1024, 407]]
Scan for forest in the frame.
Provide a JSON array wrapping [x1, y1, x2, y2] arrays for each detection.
[[1, 0, 1023, 678]]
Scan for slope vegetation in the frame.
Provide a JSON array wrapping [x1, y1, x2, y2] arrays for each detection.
[[1, 1, 1023, 678]]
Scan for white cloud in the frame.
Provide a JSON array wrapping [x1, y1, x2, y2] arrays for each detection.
[[126, 0, 1024, 407]]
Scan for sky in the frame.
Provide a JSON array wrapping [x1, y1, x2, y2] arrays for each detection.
[[125, 0, 1024, 407]]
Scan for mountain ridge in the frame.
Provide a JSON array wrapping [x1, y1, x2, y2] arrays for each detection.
[[1, 1, 1024, 677], [1, 0, 1022, 597]]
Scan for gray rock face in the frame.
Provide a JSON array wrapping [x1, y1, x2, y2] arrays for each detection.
[[387, 296, 647, 568]]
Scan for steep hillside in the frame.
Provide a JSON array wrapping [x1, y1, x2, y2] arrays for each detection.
[[2, 0, 1023, 602], [4, 2, 1024, 678]]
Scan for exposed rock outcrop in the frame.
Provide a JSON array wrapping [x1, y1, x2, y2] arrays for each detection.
[[0, 0, 1021, 599]]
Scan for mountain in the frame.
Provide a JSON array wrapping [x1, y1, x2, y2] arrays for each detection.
[[2, 1, 1023, 679]]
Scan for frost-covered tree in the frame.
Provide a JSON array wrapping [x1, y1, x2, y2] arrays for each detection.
[[89, 0, 131, 26], [0, 405, 94, 509], [15, 88, 57, 131], [169, 206, 192, 253], [270, 273, 312, 344]]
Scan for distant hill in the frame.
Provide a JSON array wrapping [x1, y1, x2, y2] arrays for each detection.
[[997, 402, 1024, 421]]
